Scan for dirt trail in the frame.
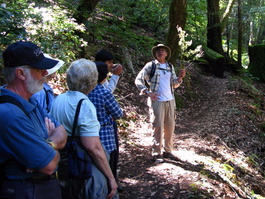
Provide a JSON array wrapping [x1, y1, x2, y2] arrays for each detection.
[[117, 67, 265, 199]]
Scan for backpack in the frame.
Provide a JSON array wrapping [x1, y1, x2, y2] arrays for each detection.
[[149, 60, 173, 80]]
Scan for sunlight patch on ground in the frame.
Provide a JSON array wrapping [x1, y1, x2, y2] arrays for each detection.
[[146, 162, 200, 189], [178, 135, 258, 176], [126, 121, 153, 147], [122, 178, 140, 185], [146, 162, 194, 178], [142, 149, 252, 197], [174, 150, 203, 164], [174, 149, 254, 196]]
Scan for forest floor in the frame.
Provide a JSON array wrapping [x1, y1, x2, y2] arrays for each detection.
[[115, 65, 265, 199]]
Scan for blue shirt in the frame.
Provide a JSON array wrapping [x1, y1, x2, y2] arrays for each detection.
[[50, 90, 100, 137], [30, 82, 54, 113], [0, 88, 59, 180], [88, 84, 123, 154]]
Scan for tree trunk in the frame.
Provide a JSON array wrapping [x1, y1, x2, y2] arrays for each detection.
[[249, 21, 254, 46], [122, 47, 136, 75], [248, 44, 265, 83], [207, 0, 224, 55], [166, 0, 188, 66], [237, 0, 242, 69], [73, 0, 100, 25], [201, 45, 226, 77], [220, 0, 236, 32]]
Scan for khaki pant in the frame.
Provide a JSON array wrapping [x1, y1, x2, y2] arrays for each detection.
[[149, 99, 175, 155]]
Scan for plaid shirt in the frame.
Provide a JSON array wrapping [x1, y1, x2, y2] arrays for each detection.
[[135, 60, 181, 95], [88, 84, 123, 154]]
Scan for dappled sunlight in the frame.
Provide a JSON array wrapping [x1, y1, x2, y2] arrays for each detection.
[[118, 66, 265, 198], [122, 178, 140, 185], [147, 162, 189, 175], [175, 134, 258, 175]]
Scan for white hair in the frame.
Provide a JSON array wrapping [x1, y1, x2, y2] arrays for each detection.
[[67, 59, 98, 94]]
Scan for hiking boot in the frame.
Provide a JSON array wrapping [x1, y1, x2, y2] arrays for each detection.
[[163, 152, 180, 161], [152, 154, 163, 163]]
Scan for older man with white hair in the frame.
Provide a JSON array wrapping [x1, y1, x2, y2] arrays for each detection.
[[0, 41, 67, 199]]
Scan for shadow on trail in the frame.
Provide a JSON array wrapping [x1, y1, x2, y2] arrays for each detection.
[[118, 142, 242, 199]]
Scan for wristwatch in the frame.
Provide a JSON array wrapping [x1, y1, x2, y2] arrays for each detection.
[[145, 90, 150, 95], [46, 139, 56, 150]]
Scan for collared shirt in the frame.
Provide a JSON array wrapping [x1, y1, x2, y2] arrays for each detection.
[[0, 88, 59, 180], [88, 84, 123, 154], [135, 60, 181, 95], [31, 82, 54, 113], [50, 90, 100, 137]]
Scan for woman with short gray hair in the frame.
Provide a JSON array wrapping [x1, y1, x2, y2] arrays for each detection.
[[66, 59, 98, 94], [50, 59, 118, 199]]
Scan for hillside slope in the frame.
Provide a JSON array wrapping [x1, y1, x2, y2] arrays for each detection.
[[117, 66, 265, 199]]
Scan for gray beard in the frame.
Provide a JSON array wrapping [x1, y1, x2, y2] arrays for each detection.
[[24, 69, 44, 94]]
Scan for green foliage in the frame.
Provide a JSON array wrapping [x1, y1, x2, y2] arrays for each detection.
[[1, 0, 265, 78], [0, 1, 88, 68], [246, 154, 259, 166], [98, 0, 170, 34], [177, 26, 204, 68], [222, 163, 234, 172], [86, 0, 171, 60], [174, 92, 184, 109], [186, 0, 207, 42], [27, 5, 87, 62], [0, 2, 40, 49]]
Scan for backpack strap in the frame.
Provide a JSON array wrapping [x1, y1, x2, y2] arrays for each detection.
[[168, 62, 173, 73], [149, 61, 173, 80], [43, 87, 50, 113], [149, 60, 156, 80], [0, 95, 30, 118], [70, 98, 85, 140]]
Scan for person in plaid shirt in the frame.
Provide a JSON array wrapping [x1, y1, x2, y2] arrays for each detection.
[[88, 62, 123, 181]]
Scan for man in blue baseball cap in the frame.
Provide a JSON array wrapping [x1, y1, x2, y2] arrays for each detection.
[[3, 41, 59, 69], [0, 41, 67, 199]]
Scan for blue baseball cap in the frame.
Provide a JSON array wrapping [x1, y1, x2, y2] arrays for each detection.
[[3, 41, 59, 69]]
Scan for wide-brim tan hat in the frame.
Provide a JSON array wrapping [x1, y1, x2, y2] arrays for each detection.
[[44, 54, 65, 76], [151, 44, 171, 60]]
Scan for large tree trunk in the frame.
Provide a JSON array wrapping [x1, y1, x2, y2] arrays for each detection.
[[206, 0, 227, 77], [207, 0, 224, 55], [248, 44, 265, 83], [166, 0, 188, 66]]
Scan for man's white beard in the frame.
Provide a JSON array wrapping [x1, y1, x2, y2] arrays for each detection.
[[24, 69, 44, 94]]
